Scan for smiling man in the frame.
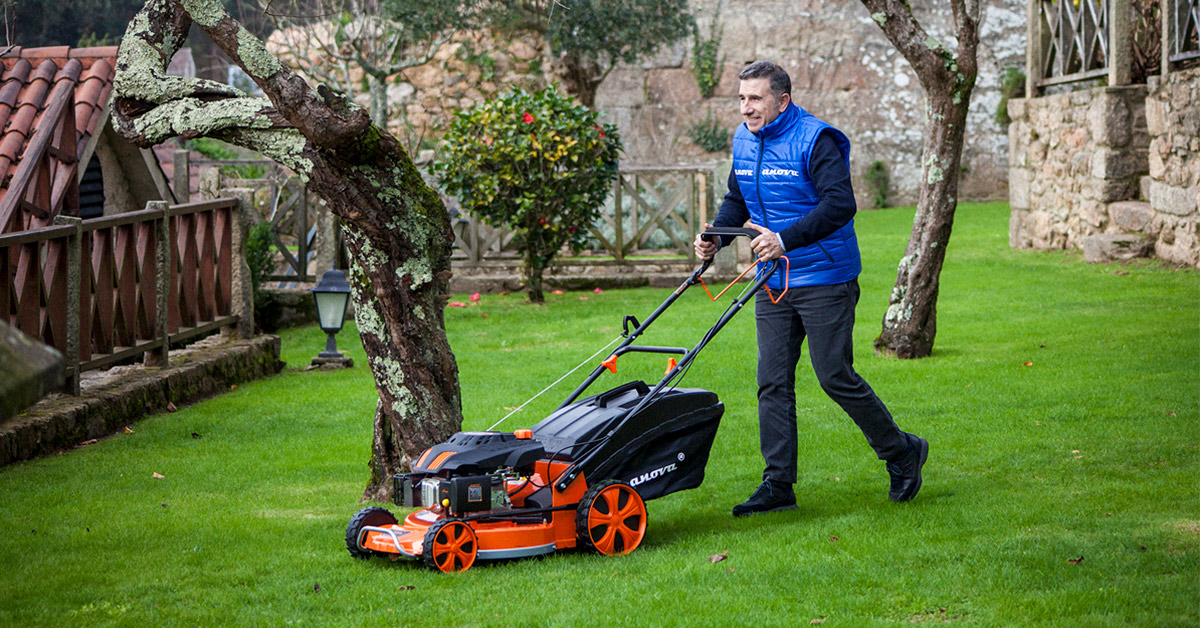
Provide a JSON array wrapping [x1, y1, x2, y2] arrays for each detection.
[[693, 60, 928, 516]]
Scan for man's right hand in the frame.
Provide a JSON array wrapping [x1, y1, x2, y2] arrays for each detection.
[[694, 222, 718, 261]]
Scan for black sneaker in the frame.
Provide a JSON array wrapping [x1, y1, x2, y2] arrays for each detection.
[[732, 480, 797, 517], [886, 433, 929, 502]]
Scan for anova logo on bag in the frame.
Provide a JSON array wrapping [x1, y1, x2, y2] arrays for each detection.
[[629, 460, 680, 488]]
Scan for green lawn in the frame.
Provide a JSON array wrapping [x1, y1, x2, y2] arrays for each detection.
[[1, 202, 1196, 627]]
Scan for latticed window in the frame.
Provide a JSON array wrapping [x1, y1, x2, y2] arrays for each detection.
[[1171, 0, 1200, 62], [1038, 0, 1111, 85]]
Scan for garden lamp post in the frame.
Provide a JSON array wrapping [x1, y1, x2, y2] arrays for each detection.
[[309, 269, 353, 368]]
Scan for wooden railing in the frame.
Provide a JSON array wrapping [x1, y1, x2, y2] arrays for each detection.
[[452, 166, 714, 263], [0, 198, 249, 393]]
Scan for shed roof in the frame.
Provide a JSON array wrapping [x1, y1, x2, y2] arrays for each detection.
[[0, 46, 119, 233]]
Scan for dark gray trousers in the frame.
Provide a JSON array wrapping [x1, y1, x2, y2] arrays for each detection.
[[754, 279, 906, 484]]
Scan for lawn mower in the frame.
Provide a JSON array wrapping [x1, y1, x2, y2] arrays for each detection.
[[345, 228, 784, 572]]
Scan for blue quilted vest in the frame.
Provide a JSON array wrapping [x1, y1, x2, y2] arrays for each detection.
[[731, 103, 861, 289]]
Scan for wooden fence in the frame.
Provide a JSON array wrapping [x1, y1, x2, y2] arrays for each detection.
[[0, 197, 249, 393], [452, 166, 714, 263]]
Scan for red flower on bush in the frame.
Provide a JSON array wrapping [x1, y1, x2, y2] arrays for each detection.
[[523, 112, 534, 124], [595, 124, 605, 139]]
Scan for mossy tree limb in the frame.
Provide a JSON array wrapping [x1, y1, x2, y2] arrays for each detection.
[[113, 0, 463, 501], [858, 0, 980, 359]]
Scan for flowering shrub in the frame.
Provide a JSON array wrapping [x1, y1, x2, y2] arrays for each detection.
[[434, 86, 621, 303]]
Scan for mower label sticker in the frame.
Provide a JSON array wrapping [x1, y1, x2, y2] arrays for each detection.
[[468, 484, 483, 502], [629, 462, 679, 488]]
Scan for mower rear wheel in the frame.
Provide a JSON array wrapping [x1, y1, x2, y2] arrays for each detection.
[[345, 507, 398, 559], [422, 519, 478, 573], [576, 480, 647, 556]]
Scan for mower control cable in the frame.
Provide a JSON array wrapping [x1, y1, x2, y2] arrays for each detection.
[[486, 334, 625, 431]]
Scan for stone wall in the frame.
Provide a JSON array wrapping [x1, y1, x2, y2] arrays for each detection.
[[1006, 86, 1149, 249], [597, 0, 1026, 206], [268, 0, 1025, 206], [1145, 67, 1200, 267], [1008, 67, 1200, 268]]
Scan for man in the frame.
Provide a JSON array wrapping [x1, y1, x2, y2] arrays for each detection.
[[694, 61, 928, 517]]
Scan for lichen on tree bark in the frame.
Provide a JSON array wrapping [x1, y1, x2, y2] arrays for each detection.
[[113, 0, 463, 501]]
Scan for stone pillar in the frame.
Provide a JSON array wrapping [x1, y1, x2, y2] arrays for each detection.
[[197, 166, 221, 201], [53, 215, 82, 395], [1025, 0, 1044, 98], [1109, 0, 1132, 86], [1161, 0, 1174, 76], [223, 188, 255, 340], [146, 201, 170, 367], [314, 199, 337, 273], [173, 149, 190, 204]]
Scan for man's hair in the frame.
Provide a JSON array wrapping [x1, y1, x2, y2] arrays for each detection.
[[738, 61, 791, 100]]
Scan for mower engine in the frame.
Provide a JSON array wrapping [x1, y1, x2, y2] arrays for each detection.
[[392, 430, 547, 518]]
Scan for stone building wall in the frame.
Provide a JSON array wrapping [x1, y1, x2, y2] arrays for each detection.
[[1006, 86, 1149, 249], [1007, 67, 1200, 268], [269, 0, 1025, 207], [1144, 67, 1200, 267], [594, 0, 1026, 207]]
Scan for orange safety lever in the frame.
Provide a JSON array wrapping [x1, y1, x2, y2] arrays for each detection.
[[601, 354, 618, 373], [664, 357, 677, 375]]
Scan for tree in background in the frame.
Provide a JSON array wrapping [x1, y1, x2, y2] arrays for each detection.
[[114, 0, 462, 501], [267, 0, 474, 128], [434, 86, 621, 302], [489, 0, 693, 107], [858, 0, 980, 358]]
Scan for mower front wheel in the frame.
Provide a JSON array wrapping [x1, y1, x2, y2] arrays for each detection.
[[345, 506, 397, 559], [422, 519, 478, 573], [576, 480, 647, 556]]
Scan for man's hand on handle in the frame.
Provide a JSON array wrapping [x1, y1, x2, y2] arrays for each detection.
[[693, 222, 718, 261], [746, 223, 784, 261]]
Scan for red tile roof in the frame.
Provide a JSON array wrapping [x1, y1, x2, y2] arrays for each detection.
[[0, 46, 118, 233]]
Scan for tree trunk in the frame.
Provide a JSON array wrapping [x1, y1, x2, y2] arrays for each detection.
[[858, 0, 980, 358], [523, 246, 546, 304], [554, 53, 603, 108], [874, 91, 970, 358], [112, 0, 462, 501], [367, 73, 388, 128]]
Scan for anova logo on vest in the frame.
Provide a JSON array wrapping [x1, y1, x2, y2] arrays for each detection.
[[761, 167, 800, 177]]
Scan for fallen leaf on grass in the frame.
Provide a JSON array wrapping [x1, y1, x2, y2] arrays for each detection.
[[75, 439, 99, 449], [167, 402, 177, 412], [1167, 410, 1177, 416], [191, 432, 202, 439], [1067, 555, 1084, 564], [480, 313, 489, 318], [1023, 360, 1034, 367], [313, 583, 321, 593], [152, 472, 165, 479], [810, 618, 825, 625], [230, 384, 238, 390], [829, 535, 839, 543], [399, 585, 416, 591], [707, 552, 727, 563], [726, 567, 735, 573], [578, 296, 589, 301], [124, 426, 135, 434]]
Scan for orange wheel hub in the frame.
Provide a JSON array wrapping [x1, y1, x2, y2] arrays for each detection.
[[578, 481, 647, 556], [423, 520, 478, 573]]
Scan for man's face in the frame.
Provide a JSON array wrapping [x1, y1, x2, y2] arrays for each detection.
[[738, 77, 790, 134]]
